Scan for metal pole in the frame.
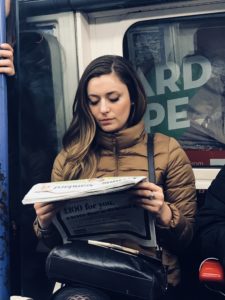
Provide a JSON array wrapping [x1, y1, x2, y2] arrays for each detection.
[[0, 0, 10, 299]]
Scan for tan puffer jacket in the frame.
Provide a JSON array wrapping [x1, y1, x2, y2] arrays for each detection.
[[34, 121, 196, 286]]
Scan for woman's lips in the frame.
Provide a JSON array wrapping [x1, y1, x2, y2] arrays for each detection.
[[99, 119, 113, 124]]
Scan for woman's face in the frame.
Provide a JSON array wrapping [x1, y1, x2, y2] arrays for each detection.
[[87, 72, 131, 133], [5, 0, 10, 17]]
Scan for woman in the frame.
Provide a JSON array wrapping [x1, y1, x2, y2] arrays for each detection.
[[34, 55, 196, 299]]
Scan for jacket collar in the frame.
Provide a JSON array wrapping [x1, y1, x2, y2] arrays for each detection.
[[96, 121, 146, 150]]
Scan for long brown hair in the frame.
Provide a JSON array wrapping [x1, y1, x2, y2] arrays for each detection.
[[62, 55, 147, 180]]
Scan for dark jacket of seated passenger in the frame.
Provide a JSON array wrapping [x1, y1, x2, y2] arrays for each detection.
[[196, 165, 225, 269]]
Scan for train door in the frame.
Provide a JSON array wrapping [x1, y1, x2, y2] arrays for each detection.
[[12, 6, 79, 300], [15, 0, 225, 298]]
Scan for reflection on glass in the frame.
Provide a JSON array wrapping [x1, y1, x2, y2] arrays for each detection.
[[125, 18, 225, 166]]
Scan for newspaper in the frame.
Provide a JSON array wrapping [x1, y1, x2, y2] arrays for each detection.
[[22, 176, 157, 247], [22, 176, 147, 204]]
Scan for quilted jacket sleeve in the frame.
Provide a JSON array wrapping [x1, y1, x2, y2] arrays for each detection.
[[33, 149, 67, 248], [155, 135, 197, 253]]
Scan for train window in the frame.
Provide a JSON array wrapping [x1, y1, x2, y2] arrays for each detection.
[[19, 31, 65, 190], [16, 10, 78, 299], [124, 15, 225, 167]]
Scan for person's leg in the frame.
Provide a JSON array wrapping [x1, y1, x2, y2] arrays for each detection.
[[51, 286, 110, 300]]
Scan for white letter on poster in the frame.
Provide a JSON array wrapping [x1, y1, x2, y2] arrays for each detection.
[[146, 103, 165, 130], [156, 62, 180, 95], [167, 97, 190, 130], [183, 55, 212, 90], [137, 67, 155, 97]]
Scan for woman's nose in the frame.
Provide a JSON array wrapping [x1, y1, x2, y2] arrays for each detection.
[[99, 100, 110, 113]]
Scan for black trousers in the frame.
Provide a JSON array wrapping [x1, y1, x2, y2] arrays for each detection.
[[51, 286, 110, 300], [51, 284, 181, 300]]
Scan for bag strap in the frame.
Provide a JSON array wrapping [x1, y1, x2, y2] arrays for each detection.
[[147, 133, 163, 257], [147, 133, 156, 183]]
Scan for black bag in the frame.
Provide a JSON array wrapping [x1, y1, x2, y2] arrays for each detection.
[[46, 240, 167, 299], [45, 134, 167, 299]]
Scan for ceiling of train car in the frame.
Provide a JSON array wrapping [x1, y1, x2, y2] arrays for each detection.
[[18, 0, 186, 17]]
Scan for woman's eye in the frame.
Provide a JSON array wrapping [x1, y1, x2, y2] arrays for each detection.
[[109, 97, 119, 102], [88, 99, 99, 106]]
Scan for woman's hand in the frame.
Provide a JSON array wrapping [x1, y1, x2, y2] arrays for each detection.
[[34, 202, 64, 229], [0, 43, 15, 76], [132, 181, 172, 226]]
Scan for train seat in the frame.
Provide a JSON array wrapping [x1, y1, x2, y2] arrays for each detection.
[[199, 258, 225, 297]]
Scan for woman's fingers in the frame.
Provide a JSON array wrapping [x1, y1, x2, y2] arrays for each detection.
[[131, 181, 164, 215], [34, 202, 64, 229], [132, 181, 163, 201], [0, 49, 14, 59], [132, 189, 161, 200], [34, 202, 64, 216], [133, 181, 161, 191], [136, 198, 164, 213], [131, 181, 172, 226], [0, 43, 14, 52], [34, 202, 59, 213], [0, 43, 15, 76]]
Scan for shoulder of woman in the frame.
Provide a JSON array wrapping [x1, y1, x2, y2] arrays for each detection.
[[153, 132, 191, 166], [153, 132, 182, 152]]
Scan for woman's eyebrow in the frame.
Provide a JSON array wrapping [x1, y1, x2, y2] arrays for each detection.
[[88, 93, 99, 98], [88, 91, 119, 97], [106, 91, 119, 96]]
